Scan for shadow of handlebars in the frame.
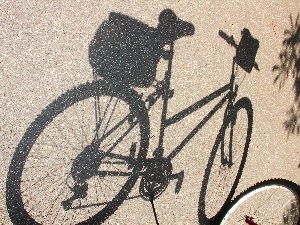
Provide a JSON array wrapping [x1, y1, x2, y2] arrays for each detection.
[[219, 29, 260, 73]]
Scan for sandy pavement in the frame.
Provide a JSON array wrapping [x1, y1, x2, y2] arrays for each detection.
[[1, 1, 300, 224]]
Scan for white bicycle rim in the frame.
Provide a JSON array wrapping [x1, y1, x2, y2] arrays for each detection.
[[220, 184, 299, 225]]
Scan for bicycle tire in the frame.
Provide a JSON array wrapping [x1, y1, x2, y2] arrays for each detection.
[[198, 97, 253, 225], [216, 179, 300, 225], [6, 80, 150, 224]]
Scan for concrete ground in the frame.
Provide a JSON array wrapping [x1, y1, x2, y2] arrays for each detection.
[[1, 0, 300, 224]]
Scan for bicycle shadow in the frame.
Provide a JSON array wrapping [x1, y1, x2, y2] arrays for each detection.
[[6, 8, 256, 224]]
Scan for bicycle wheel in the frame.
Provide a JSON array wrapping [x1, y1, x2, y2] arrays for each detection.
[[199, 97, 253, 224], [217, 179, 300, 225], [6, 80, 150, 224]]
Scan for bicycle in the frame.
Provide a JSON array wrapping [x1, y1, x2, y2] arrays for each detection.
[[214, 178, 300, 225], [6, 10, 266, 225]]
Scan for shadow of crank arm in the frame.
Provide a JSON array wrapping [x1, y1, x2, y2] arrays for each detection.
[[169, 170, 184, 194]]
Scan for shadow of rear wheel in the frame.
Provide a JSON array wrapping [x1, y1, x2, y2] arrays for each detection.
[[6, 80, 149, 224]]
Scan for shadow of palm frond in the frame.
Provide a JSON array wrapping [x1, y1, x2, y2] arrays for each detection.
[[273, 14, 300, 135], [284, 103, 300, 135], [273, 14, 300, 87]]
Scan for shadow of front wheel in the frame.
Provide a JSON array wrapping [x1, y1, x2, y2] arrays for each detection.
[[198, 97, 253, 225]]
